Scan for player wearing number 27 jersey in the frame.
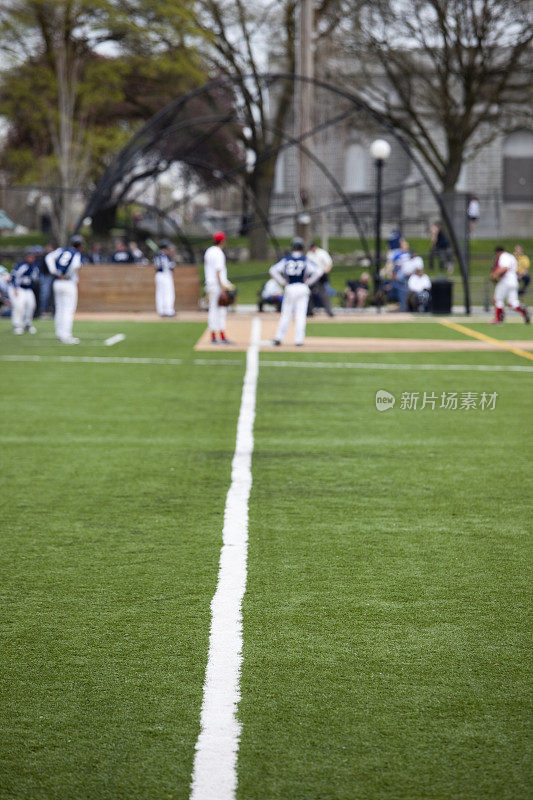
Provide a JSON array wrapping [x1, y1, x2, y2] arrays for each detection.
[[269, 237, 322, 346]]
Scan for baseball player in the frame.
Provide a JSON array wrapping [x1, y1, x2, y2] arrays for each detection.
[[204, 231, 233, 344], [9, 248, 40, 334], [270, 237, 322, 346], [491, 246, 530, 324], [154, 240, 176, 317], [307, 241, 335, 316], [45, 235, 85, 344]]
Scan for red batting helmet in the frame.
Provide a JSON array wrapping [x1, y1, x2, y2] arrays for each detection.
[[213, 231, 226, 244]]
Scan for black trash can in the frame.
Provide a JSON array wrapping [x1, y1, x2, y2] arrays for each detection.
[[431, 279, 453, 314]]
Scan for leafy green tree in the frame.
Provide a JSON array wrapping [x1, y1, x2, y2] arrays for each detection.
[[0, 0, 204, 239]]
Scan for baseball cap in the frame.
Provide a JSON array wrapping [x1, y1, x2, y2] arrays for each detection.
[[213, 231, 226, 243], [291, 237, 304, 251], [158, 239, 171, 249], [70, 235, 84, 247]]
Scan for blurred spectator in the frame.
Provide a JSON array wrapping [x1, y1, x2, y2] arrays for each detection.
[[467, 195, 480, 234], [258, 277, 284, 312], [515, 244, 530, 296], [385, 228, 404, 268], [129, 241, 147, 264], [407, 259, 432, 312], [9, 248, 40, 334], [36, 243, 55, 317], [392, 239, 413, 311], [429, 221, 453, 273], [375, 262, 397, 305], [345, 272, 371, 308], [111, 239, 135, 263], [88, 242, 106, 264]]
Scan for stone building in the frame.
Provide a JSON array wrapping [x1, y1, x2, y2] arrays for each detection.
[[270, 115, 533, 239]]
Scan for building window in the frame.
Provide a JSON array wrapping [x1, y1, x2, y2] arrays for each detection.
[[503, 130, 533, 202], [344, 142, 366, 193]]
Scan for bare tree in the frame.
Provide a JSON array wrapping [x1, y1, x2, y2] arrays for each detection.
[[193, 0, 346, 257], [341, 0, 533, 191]]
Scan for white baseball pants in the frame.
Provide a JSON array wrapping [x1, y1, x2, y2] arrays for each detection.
[[274, 282, 311, 345], [207, 285, 227, 333], [155, 271, 175, 316], [53, 280, 78, 341], [10, 287, 36, 332], [494, 274, 519, 309]]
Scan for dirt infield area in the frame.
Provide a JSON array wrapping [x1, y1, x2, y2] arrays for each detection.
[[74, 311, 533, 355], [193, 315, 533, 354]]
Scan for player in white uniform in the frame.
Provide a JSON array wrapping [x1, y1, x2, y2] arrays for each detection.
[[9, 248, 40, 334], [45, 235, 84, 344], [307, 242, 335, 316], [491, 247, 530, 324], [270, 238, 322, 346], [204, 231, 232, 344], [154, 240, 176, 317]]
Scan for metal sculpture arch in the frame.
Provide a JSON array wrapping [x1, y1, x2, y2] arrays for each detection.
[[78, 73, 470, 311]]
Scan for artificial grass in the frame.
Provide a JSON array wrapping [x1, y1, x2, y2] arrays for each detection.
[[0, 320, 531, 799], [305, 322, 470, 340], [0, 323, 245, 799], [238, 361, 532, 800]]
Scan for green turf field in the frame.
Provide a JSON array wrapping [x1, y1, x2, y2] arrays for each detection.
[[1, 318, 531, 800]]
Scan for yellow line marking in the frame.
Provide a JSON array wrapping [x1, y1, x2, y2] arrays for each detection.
[[440, 319, 533, 362]]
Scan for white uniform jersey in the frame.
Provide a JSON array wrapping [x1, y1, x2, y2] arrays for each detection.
[[497, 251, 519, 286], [408, 272, 431, 292], [262, 278, 284, 298], [204, 245, 227, 290], [307, 247, 332, 274], [154, 252, 175, 274], [45, 247, 83, 284]]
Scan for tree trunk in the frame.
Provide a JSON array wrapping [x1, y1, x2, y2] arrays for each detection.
[[248, 157, 276, 259], [91, 203, 118, 236], [441, 140, 464, 193]]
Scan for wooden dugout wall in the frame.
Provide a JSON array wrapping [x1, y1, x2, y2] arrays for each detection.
[[77, 264, 200, 312]]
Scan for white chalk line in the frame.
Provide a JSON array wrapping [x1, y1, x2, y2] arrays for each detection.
[[190, 317, 261, 800], [257, 359, 533, 373], [104, 333, 126, 346], [1, 333, 125, 346], [28, 332, 120, 339], [0, 354, 183, 365], [1, 353, 532, 372]]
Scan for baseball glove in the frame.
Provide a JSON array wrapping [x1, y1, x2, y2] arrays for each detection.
[[490, 267, 505, 283], [218, 288, 237, 307], [218, 289, 237, 306]]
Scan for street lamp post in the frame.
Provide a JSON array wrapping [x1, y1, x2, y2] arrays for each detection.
[[369, 139, 391, 304]]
